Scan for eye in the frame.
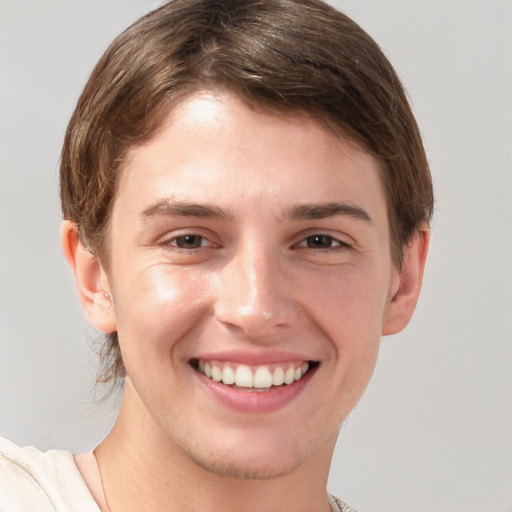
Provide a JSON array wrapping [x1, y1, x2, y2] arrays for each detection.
[[169, 234, 209, 249], [299, 234, 347, 249]]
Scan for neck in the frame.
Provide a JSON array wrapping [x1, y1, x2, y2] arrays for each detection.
[[94, 384, 335, 512]]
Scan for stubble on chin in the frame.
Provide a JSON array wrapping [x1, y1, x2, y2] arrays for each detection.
[[180, 443, 307, 481]]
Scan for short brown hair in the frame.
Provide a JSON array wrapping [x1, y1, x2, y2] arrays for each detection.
[[60, 0, 434, 383]]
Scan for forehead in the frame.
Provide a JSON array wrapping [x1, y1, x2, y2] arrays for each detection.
[[115, 90, 387, 225]]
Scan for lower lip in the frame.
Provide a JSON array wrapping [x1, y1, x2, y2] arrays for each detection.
[[194, 366, 316, 414]]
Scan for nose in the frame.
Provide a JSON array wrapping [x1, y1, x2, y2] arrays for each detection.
[[214, 245, 298, 340]]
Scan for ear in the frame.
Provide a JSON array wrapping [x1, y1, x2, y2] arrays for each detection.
[[61, 220, 117, 333], [382, 225, 430, 336]]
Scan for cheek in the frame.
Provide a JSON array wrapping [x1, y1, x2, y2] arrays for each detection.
[[305, 266, 389, 399], [307, 265, 391, 340], [313, 271, 386, 397], [112, 266, 214, 360]]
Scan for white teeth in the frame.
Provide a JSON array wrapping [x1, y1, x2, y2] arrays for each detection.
[[197, 360, 311, 388], [272, 367, 285, 386], [235, 365, 254, 388], [253, 367, 273, 388], [284, 367, 295, 385], [211, 365, 222, 382], [222, 365, 236, 385]]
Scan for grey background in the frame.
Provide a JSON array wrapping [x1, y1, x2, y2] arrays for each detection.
[[1, 1, 511, 511]]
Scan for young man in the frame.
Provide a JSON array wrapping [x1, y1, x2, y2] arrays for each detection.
[[0, 0, 432, 510]]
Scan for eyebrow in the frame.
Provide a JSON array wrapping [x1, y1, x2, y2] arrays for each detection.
[[140, 199, 371, 223], [140, 200, 233, 220], [286, 202, 372, 223]]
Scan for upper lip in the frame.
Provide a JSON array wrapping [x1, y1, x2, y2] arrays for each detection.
[[190, 349, 317, 366]]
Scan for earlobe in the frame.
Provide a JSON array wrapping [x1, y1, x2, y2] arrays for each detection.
[[382, 226, 430, 336], [61, 220, 117, 333]]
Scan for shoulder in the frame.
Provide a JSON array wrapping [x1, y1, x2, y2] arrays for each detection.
[[330, 494, 360, 512], [0, 436, 100, 512]]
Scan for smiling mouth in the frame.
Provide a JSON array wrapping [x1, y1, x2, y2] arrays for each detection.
[[190, 359, 317, 392]]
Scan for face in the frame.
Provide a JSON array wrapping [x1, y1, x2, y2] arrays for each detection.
[[101, 91, 401, 479]]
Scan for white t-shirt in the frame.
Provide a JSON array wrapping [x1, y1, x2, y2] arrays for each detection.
[[0, 436, 100, 511], [0, 436, 356, 512]]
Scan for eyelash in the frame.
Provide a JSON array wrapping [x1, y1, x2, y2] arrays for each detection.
[[165, 234, 215, 250], [163, 233, 351, 252], [295, 234, 352, 251]]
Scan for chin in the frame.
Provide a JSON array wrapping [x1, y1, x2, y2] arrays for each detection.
[[188, 448, 303, 481], [177, 426, 324, 481]]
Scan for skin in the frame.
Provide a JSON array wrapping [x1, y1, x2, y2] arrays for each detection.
[[62, 90, 429, 512]]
